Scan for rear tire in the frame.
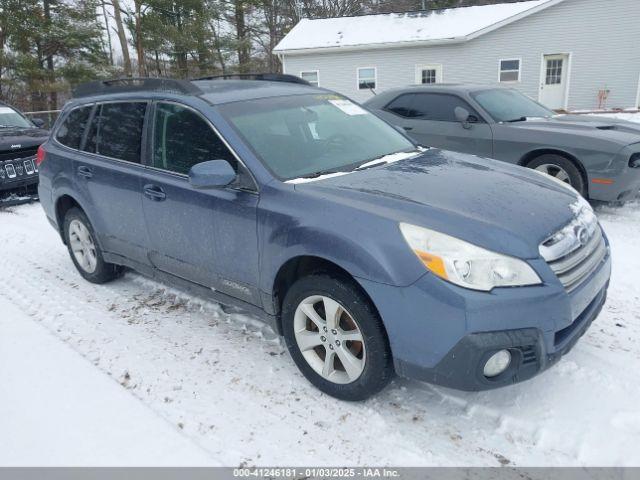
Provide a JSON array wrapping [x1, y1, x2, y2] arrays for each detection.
[[282, 274, 393, 401], [527, 154, 586, 197], [63, 207, 123, 284]]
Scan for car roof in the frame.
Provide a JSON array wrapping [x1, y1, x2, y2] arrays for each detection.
[[193, 79, 327, 105], [67, 77, 327, 109], [383, 84, 507, 95]]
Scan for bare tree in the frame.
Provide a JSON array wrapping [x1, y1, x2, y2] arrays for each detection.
[[110, 0, 132, 76]]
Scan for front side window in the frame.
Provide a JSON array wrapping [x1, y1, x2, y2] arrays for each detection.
[[300, 71, 319, 87], [357, 67, 376, 90], [0, 105, 33, 129], [499, 59, 521, 83], [219, 94, 416, 180], [56, 105, 93, 150], [391, 93, 481, 122], [152, 103, 236, 175], [84, 102, 147, 163], [471, 88, 554, 122]]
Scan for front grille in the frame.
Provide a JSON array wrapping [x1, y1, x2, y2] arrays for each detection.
[[548, 227, 606, 292], [540, 204, 608, 292], [0, 147, 38, 162]]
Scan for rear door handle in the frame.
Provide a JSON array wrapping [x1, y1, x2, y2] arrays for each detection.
[[77, 166, 93, 179], [403, 126, 413, 131], [143, 184, 166, 201]]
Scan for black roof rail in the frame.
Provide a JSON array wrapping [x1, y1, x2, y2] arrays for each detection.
[[73, 77, 202, 98], [193, 73, 311, 86]]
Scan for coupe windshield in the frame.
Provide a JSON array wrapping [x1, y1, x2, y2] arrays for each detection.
[[219, 94, 416, 180], [471, 89, 554, 122], [0, 106, 33, 129]]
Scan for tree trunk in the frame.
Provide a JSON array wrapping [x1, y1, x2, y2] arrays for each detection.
[[112, 0, 132, 76], [134, 0, 146, 76], [234, 1, 250, 73], [101, 1, 114, 65], [43, 0, 57, 110]]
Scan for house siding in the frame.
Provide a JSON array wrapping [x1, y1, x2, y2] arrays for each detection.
[[281, 0, 640, 111]]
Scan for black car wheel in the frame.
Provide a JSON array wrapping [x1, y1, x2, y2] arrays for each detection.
[[282, 273, 394, 401], [528, 154, 586, 197], [63, 207, 123, 284]]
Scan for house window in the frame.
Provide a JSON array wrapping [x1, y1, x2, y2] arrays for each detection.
[[300, 70, 319, 86], [499, 59, 521, 82], [416, 64, 442, 84], [358, 67, 376, 90]]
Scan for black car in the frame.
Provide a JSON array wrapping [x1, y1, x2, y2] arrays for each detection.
[[0, 102, 50, 206]]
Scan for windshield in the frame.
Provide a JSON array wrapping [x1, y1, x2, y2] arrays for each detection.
[[219, 94, 416, 180], [471, 89, 554, 122], [0, 106, 33, 129]]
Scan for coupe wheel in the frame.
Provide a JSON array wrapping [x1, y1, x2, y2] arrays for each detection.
[[63, 207, 123, 284], [282, 274, 393, 401], [527, 154, 586, 197]]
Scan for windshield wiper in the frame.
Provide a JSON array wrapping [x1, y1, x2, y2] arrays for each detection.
[[299, 168, 346, 179], [505, 116, 528, 123]]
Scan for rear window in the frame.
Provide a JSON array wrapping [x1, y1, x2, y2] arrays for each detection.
[[55, 106, 93, 150], [84, 102, 147, 163]]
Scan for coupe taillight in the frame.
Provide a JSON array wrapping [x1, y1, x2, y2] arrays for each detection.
[[36, 145, 46, 166]]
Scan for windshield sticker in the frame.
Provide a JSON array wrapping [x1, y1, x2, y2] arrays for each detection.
[[328, 99, 368, 116]]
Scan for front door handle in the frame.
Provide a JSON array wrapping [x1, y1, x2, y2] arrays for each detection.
[[77, 166, 93, 179], [403, 126, 413, 131], [143, 184, 166, 201]]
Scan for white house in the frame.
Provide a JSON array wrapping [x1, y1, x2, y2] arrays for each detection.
[[274, 0, 640, 111]]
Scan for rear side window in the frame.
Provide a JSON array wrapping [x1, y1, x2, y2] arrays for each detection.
[[56, 106, 92, 149], [84, 102, 147, 163], [385, 94, 418, 118], [152, 102, 236, 175]]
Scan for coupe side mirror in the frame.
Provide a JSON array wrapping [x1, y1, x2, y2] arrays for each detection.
[[31, 118, 45, 128], [454, 107, 473, 129], [188, 160, 236, 189]]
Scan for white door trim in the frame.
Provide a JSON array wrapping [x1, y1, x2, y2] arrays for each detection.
[[538, 52, 572, 110], [635, 70, 640, 109]]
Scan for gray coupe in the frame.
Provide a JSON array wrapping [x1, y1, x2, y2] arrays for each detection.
[[364, 85, 640, 203]]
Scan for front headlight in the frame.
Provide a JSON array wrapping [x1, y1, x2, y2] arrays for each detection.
[[399, 223, 542, 292]]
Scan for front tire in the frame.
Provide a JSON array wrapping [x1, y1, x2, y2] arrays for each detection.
[[63, 207, 123, 284], [282, 274, 393, 401], [527, 154, 586, 197]]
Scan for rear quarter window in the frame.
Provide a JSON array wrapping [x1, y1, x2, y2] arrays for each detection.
[[55, 106, 93, 150]]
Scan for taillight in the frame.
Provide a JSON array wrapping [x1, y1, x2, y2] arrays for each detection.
[[36, 144, 46, 166]]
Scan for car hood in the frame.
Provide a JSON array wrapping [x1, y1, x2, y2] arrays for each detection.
[[0, 127, 50, 150], [507, 114, 640, 146], [293, 149, 583, 259]]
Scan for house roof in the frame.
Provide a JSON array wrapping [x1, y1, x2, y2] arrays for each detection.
[[274, 0, 564, 54]]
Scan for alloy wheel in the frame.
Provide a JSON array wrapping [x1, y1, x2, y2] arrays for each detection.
[[68, 219, 98, 274], [293, 295, 366, 384], [535, 163, 571, 184]]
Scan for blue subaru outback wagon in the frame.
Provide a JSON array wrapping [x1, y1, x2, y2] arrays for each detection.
[[38, 76, 611, 400]]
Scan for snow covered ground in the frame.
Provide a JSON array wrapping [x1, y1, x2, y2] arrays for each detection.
[[1, 198, 639, 467]]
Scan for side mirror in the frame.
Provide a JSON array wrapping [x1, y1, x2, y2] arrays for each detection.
[[31, 118, 45, 128], [188, 160, 236, 189], [454, 106, 473, 129]]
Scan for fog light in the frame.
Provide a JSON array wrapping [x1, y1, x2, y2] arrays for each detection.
[[483, 350, 511, 378]]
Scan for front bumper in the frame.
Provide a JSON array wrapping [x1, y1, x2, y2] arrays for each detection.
[[589, 146, 640, 203], [358, 243, 611, 391], [0, 176, 39, 206]]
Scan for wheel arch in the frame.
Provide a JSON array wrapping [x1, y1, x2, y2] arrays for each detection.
[[54, 193, 90, 244], [271, 255, 382, 336], [519, 148, 589, 197]]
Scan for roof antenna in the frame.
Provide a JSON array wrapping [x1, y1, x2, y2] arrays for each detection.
[[369, 87, 377, 96]]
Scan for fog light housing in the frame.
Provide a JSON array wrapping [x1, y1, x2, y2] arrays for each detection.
[[483, 350, 511, 378]]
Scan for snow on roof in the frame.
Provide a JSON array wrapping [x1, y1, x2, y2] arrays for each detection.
[[274, 0, 562, 53]]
